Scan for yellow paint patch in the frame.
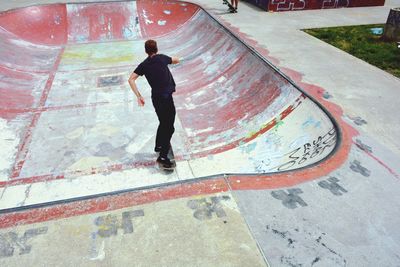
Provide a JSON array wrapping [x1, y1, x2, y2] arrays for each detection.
[[66, 127, 85, 139], [93, 54, 135, 64], [63, 224, 93, 236], [246, 130, 258, 139], [90, 124, 120, 136], [62, 51, 90, 59], [62, 41, 137, 64]]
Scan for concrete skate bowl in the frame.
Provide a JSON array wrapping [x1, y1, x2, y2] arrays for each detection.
[[0, 0, 340, 188]]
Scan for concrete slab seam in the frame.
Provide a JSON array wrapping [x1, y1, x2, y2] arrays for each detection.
[[9, 47, 66, 180]]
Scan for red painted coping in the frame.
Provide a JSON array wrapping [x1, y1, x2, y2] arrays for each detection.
[[0, 178, 230, 229]]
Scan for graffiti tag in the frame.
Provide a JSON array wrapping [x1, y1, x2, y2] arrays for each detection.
[[0, 227, 48, 258], [94, 209, 144, 238], [318, 177, 348, 196], [273, 128, 336, 171], [187, 196, 231, 220], [350, 160, 371, 177], [271, 188, 308, 209], [270, 0, 306, 11], [322, 0, 349, 9]]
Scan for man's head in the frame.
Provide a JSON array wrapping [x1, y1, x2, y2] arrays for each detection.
[[145, 39, 158, 55]]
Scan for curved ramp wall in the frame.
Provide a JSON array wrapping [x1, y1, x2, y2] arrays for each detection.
[[0, 1, 339, 185], [160, 10, 338, 174]]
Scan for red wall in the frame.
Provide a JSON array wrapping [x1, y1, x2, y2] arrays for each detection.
[[136, 0, 199, 38], [67, 2, 136, 43], [0, 4, 67, 45], [245, 0, 385, 11]]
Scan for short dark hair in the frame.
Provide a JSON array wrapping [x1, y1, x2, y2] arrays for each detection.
[[145, 39, 158, 55]]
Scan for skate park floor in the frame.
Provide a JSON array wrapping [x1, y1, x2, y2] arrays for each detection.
[[1, 0, 400, 266]]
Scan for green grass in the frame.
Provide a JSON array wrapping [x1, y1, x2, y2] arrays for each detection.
[[304, 24, 400, 78]]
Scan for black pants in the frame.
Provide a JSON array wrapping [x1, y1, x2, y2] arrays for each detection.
[[152, 95, 176, 158]]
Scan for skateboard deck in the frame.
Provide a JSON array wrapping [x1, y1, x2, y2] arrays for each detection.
[[222, 0, 236, 12], [157, 146, 176, 171]]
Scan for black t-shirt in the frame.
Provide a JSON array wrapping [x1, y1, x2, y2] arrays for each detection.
[[134, 54, 176, 98]]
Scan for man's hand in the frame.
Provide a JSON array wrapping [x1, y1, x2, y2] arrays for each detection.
[[171, 57, 180, 64], [137, 95, 145, 106], [129, 72, 145, 107]]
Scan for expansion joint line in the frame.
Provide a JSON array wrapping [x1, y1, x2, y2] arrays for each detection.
[[10, 47, 66, 179]]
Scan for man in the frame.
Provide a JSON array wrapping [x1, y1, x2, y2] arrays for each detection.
[[128, 39, 180, 169]]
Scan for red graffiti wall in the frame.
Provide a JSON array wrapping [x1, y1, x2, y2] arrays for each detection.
[[245, 0, 385, 11]]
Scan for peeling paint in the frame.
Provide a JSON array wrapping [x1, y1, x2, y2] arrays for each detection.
[[0, 119, 19, 181]]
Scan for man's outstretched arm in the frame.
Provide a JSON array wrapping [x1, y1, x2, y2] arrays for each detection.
[[128, 72, 145, 106]]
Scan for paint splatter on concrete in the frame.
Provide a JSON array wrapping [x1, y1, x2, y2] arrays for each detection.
[[264, 221, 346, 266], [355, 139, 373, 153], [322, 91, 332, 99], [318, 177, 348, 196], [302, 116, 322, 130], [348, 116, 367, 126], [94, 209, 144, 238], [0, 227, 48, 258], [266, 225, 295, 248], [0, 118, 19, 180], [187, 196, 231, 220], [271, 188, 308, 209], [350, 160, 371, 177], [240, 142, 257, 154]]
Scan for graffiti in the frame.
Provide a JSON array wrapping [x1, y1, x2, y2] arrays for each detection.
[[94, 209, 144, 238], [302, 116, 321, 130], [350, 160, 371, 177], [273, 128, 336, 171], [318, 177, 348, 196], [266, 0, 384, 11], [271, 188, 308, 209], [187, 196, 231, 220], [0, 227, 48, 258], [270, 0, 306, 11], [322, 0, 349, 9]]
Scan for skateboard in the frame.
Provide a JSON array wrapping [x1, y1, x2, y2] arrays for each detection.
[[157, 146, 176, 172], [222, 0, 236, 13]]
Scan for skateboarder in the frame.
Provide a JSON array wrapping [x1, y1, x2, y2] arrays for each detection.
[[128, 39, 180, 169]]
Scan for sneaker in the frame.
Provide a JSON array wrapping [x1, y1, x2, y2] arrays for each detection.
[[157, 157, 174, 169]]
